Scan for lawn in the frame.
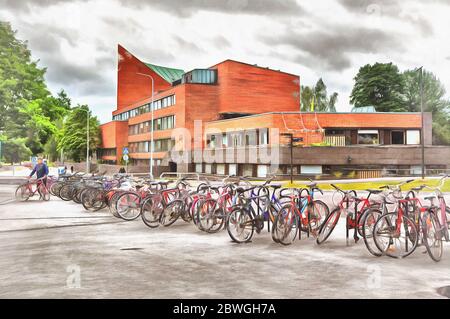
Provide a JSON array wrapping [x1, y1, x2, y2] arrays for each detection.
[[284, 178, 450, 193]]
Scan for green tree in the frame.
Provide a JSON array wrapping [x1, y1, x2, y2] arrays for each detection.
[[350, 62, 406, 112], [0, 21, 49, 132], [301, 78, 338, 112], [328, 92, 338, 113], [58, 105, 101, 162], [0, 22, 73, 154], [403, 69, 450, 145], [0, 136, 32, 164]]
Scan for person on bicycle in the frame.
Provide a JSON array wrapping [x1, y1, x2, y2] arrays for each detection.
[[29, 157, 49, 185]]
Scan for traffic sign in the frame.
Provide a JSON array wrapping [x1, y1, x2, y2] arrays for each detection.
[[123, 147, 129, 155], [123, 154, 129, 162]]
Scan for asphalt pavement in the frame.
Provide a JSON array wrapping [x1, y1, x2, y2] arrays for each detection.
[[0, 185, 449, 299]]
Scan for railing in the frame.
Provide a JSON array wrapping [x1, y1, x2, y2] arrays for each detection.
[[160, 172, 201, 180], [324, 135, 346, 146]]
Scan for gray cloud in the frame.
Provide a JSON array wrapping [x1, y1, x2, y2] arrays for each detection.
[[338, 0, 439, 37], [0, 0, 89, 12], [173, 35, 205, 54], [262, 26, 405, 71], [211, 35, 231, 50], [117, 0, 303, 17]]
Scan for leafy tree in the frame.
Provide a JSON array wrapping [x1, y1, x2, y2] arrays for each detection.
[[350, 62, 450, 145], [350, 63, 406, 112], [328, 92, 338, 113], [0, 22, 73, 154], [301, 78, 338, 112], [0, 136, 32, 164], [57, 105, 101, 162], [403, 69, 450, 145], [0, 21, 49, 132]]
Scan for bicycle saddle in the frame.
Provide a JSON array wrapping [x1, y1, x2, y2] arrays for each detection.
[[269, 184, 282, 189], [411, 185, 426, 191], [424, 196, 436, 201], [307, 182, 317, 188]]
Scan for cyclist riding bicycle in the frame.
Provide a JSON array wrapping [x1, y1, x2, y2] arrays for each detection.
[[28, 157, 49, 185]]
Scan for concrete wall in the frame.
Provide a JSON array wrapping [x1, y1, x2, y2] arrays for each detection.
[[193, 145, 450, 167]]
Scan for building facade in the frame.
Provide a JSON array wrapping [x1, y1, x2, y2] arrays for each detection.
[[98, 45, 450, 178]]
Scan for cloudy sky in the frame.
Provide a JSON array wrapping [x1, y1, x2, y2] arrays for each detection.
[[1, 0, 450, 123]]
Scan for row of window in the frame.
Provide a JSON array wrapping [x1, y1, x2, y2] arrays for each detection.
[[128, 115, 176, 135], [325, 129, 421, 145], [182, 69, 217, 84], [357, 129, 420, 145], [128, 138, 175, 153], [113, 95, 176, 121], [194, 163, 321, 178], [207, 128, 269, 148]]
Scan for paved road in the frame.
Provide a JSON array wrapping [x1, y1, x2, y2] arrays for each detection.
[[0, 186, 449, 298]]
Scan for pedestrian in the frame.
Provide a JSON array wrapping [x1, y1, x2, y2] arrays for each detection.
[[70, 166, 74, 174], [119, 167, 126, 174], [28, 157, 49, 186]]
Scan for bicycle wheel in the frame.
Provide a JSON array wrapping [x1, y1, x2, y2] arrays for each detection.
[[181, 197, 193, 223], [271, 204, 299, 246], [361, 208, 383, 257], [226, 207, 254, 243], [59, 184, 74, 201], [198, 199, 218, 232], [116, 192, 142, 221], [38, 183, 50, 201], [15, 184, 31, 201], [316, 207, 341, 245], [160, 199, 184, 227], [49, 182, 63, 197], [141, 196, 163, 228], [307, 200, 329, 236], [373, 212, 418, 259], [83, 188, 105, 212], [422, 210, 443, 262], [109, 190, 124, 218]]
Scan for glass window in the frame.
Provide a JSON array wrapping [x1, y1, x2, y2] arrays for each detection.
[[406, 130, 420, 145], [391, 131, 405, 145], [300, 165, 323, 175], [228, 164, 237, 176], [195, 164, 203, 173], [259, 128, 269, 145], [216, 164, 225, 175], [221, 134, 227, 147], [257, 165, 268, 178], [358, 130, 379, 145]]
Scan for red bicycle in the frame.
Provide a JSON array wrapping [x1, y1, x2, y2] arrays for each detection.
[[316, 184, 379, 245], [15, 177, 50, 202]]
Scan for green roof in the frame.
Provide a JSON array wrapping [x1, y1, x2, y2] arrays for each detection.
[[351, 106, 377, 113], [145, 63, 184, 83]]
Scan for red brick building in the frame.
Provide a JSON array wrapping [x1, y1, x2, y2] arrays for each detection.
[[98, 45, 449, 178]]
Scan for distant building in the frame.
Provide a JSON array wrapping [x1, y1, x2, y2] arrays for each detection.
[[98, 45, 450, 178]]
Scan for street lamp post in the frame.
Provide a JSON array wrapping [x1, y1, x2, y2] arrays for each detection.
[[137, 73, 155, 180], [78, 107, 90, 174], [416, 66, 425, 179], [281, 133, 294, 184]]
